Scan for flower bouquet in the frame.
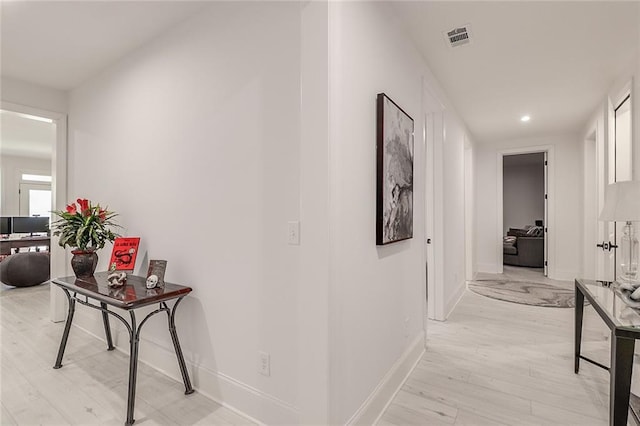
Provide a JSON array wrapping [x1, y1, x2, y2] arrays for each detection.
[[51, 198, 120, 278]]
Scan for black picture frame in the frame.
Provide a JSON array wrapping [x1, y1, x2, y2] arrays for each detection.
[[376, 93, 414, 245]]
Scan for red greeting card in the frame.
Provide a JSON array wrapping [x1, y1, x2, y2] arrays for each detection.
[[109, 237, 140, 271]]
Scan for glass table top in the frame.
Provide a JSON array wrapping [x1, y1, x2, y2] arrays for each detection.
[[578, 279, 640, 331]]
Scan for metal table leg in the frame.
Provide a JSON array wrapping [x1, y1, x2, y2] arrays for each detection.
[[126, 311, 139, 426], [51, 291, 192, 426], [101, 302, 115, 351], [574, 284, 585, 373], [53, 288, 75, 369], [611, 334, 635, 426], [166, 297, 194, 394]]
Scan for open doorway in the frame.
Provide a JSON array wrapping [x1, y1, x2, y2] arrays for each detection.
[[501, 152, 548, 277], [1, 102, 68, 322], [0, 109, 57, 260]]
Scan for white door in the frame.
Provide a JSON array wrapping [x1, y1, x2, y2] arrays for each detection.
[[19, 182, 52, 217], [585, 122, 609, 282], [613, 95, 632, 280], [423, 85, 445, 322], [597, 94, 631, 282]]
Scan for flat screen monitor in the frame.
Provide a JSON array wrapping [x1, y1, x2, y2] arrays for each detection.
[[12, 216, 49, 234], [0, 217, 11, 235]]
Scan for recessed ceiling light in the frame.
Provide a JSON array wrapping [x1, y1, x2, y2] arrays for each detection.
[[521, 115, 531, 122]]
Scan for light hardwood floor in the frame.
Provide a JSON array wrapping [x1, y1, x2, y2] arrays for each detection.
[[379, 266, 634, 426], [2, 268, 636, 425], [0, 283, 254, 425]]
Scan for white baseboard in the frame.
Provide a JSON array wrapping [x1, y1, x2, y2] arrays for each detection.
[[71, 309, 298, 425], [346, 333, 425, 426]]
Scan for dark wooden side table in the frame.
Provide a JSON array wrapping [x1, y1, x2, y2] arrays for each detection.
[[575, 278, 640, 426], [52, 272, 194, 425]]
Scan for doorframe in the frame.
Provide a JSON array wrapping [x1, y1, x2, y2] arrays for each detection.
[[496, 145, 555, 277], [423, 80, 446, 322], [2, 101, 68, 322]]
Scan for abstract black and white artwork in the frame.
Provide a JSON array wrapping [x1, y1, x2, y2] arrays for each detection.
[[376, 93, 414, 245]]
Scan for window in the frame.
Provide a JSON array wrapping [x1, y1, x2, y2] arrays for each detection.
[[21, 173, 52, 183], [28, 189, 52, 217]]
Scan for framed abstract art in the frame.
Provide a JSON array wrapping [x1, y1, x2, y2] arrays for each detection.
[[376, 93, 414, 245]]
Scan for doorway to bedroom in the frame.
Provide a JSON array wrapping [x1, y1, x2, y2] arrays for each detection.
[[502, 152, 548, 277]]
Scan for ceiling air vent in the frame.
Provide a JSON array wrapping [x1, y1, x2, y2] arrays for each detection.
[[444, 24, 472, 48]]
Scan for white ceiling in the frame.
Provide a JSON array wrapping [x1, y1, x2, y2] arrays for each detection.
[[1, 1, 209, 91], [391, 1, 639, 144], [1, 1, 639, 146]]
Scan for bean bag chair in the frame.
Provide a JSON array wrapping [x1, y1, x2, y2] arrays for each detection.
[[0, 252, 50, 287]]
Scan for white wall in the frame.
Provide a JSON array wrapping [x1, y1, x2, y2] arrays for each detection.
[[51, 1, 474, 423], [0, 155, 51, 215], [327, 2, 469, 423], [68, 3, 302, 423], [503, 156, 544, 233], [441, 112, 469, 312], [298, 2, 330, 424], [475, 135, 582, 280]]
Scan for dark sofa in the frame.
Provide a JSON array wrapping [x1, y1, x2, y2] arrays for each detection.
[[503, 227, 544, 268]]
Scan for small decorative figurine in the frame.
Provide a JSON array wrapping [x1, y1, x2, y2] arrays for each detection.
[[107, 271, 127, 287], [146, 274, 159, 289]]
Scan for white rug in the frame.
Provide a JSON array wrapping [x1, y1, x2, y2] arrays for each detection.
[[467, 279, 579, 308]]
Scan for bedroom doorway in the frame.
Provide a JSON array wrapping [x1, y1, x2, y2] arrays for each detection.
[[498, 148, 550, 277]]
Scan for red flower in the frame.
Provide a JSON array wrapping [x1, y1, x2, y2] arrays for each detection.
[[66, 203, 77, 215], [77, 198, 90, 215], [98, 209, 106, 221]]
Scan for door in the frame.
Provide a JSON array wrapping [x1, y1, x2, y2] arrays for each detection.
[[613, 95, 632, 280], [597, 93, 631, 282], [584, 124, 608, 281], [423, 84, 445, 321]]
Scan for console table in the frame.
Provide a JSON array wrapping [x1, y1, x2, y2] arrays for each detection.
[[51, 272, 194, 426], [575, 278, 640, 426], [0, 236, 50, 255]]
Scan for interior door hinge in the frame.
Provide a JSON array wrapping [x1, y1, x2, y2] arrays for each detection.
[[544, 160, 548, 166], [544, 260, 548, 266]]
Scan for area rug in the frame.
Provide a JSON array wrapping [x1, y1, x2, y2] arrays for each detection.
[[467, 279, 580, 308]]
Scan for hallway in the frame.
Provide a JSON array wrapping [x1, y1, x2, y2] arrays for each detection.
[[380, 268, 616, 425]]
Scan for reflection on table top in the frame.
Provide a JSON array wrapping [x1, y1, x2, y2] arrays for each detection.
[[52, 272, 192, 310], [578, 278, 640, 331]]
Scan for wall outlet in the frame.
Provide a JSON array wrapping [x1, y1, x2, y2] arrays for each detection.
[[258, 351, 270, 376], [287, 221, 300, 245]]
